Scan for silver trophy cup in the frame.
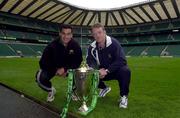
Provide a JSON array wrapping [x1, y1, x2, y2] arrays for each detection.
[[74, 67, 98, 114], [60, 67, 99, 117]]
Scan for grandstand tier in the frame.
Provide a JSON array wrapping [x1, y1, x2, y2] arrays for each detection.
[[0, 0, 180, 57], [0, 43, 46, 57]]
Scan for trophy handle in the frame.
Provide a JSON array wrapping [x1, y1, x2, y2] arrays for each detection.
[[60, 69, 74, 118], [91, 70, 99, 107]]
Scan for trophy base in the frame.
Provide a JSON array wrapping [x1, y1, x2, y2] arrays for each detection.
[[78, 107, 94, 116], [78, 102, 88, 112], [78, 102, 96, 116]]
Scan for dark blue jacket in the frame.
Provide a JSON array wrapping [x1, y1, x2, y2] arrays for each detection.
[[40, 38, 82, 74], [86, 35, 127, 73]]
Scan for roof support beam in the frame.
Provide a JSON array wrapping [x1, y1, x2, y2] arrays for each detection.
[[69, 11, 83, 24], [130, 8, 146, 23], [110, 12, 120, 26], [149, 3, 162, 21], [87, 12, 96, 26], [159, 0, 171, 19], [98, 12, 101, 23], [123, 10, 139, 24], [119, 11, 126, 26], [18, 0, 37, 15], [35, 4, 58, 19], [139, 6, 154, 22], [80, 11, 88, 26], [42, 6, 66, 20], [27, 0, 50, 17], [49, 9, 72, 22], [0, 0, 9, 10], [105, 12, 109, 26], [8, 0, 23, 13], [61, 10, 76, 23], [171, 0, 180, 18]]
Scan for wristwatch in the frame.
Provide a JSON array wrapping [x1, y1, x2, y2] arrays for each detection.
[[105, 69, 110, 74]]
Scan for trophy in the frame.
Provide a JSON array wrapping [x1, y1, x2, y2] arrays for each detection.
[[61, 65, 99, 118]]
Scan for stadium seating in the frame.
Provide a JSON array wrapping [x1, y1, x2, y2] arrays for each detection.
[[1, 11, 180, 57], [146, 45, 166, 56], [155, 34, 169, 41], [0, 42, 47, 57], [138, 35, 152, 42], [126, 37, 139, 43], [173, 33, 180, 40], [172, 21, 180, 29], [0, 43, 16, 56], [127, 46, 147, 56], [0, 29, 55, 41], [28, 45, 46, 56], [0, 13, 58, 32], [0, 30, 4, 37], [122, 45, 180, 57], [9, 44, 37, 56], [123, 46, 134, 54], [166, 45, 180, 57], [6, 30, 24, 39]]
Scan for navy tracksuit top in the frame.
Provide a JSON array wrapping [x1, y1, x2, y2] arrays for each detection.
[[86, 35, 127, 73]]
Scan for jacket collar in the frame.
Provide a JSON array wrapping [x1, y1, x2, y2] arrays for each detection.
[[90, 35, 112, 48]]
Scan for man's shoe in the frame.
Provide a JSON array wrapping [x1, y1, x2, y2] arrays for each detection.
[[47, 87, 56, 102], [119, 96, 128, 108], [99, 87, 111, 97]]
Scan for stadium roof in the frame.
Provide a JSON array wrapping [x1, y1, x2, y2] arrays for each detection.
[[60, 0, 148, 10], [0, 0, 180, 26]]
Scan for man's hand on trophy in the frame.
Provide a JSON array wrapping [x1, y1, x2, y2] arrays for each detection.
[[99, 68, 108, 79], [56, 67, 67, 77]]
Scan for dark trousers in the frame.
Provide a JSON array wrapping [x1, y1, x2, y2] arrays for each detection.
[[35, 69, 74, 92], [98, 66, 131, 97], [35, 69, 55, 92]]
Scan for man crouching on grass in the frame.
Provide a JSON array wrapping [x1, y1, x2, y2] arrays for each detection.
[[86, 23, 131, 108], [35, 24, 82, 102]]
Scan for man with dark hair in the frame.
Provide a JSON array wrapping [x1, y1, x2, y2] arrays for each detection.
[[86, 23, 131, 108], [36, 24, 82, 102]]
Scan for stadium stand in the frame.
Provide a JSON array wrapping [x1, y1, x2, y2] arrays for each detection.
[[9, 44, 37, 56], [166, 45, 180, 57], [0, 42, 46, 57], [123, 46, 134, 54], [0, 0, 180, 57], [127, 46, 147, 56], [0, 43, 16, 56], [28, 45, 46, 56], [146, 45, 166, 56], [173, 33, 180, 40]]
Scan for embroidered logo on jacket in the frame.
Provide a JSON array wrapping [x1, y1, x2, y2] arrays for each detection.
[[69, 49, 74, 54], [108, 54, 112, 59]]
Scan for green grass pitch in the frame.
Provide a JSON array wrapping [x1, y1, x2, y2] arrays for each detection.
[[0, 57, 180, 118]]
